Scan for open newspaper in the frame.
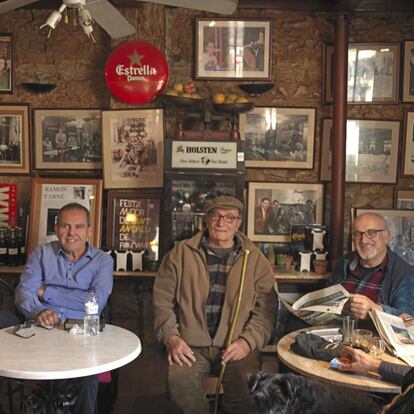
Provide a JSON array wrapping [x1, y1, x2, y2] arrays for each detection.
[[276, 283, 351, 326], [370, 310, 414, 366]]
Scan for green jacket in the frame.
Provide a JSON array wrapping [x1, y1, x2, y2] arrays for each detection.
[[153, 230, 277, 351]]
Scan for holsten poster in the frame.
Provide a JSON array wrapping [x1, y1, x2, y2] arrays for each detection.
[[112, 197, 159, 254]]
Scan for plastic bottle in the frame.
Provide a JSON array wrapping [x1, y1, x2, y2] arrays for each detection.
[[84, 290, 99, 336]]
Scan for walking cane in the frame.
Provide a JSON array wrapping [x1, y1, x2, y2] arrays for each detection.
[[213, 249, 250, 414]]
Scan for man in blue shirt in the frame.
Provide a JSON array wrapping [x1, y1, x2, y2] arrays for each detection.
[[15, 202, 113, 414]]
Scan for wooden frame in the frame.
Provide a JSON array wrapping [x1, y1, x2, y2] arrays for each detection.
[[247, 182, 324, 242], [102, 109, 164, 189], [195, 18, 272, 80], [27, 178, 103, 254], [403, 111, 414, 176], [107, 189, 161, 260], [240, 107, 315, 169], [402, 40, 414, 102], [0, 34, 13, 94], [0, 104, 30, 174], [320, 118, 400, 183], [355, 208, 414, 266], [34, 109, 102, 170], [324, 43, 399, 104], [394, 188, 414, 209]]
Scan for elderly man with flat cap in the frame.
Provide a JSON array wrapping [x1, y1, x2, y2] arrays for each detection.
[[153, 195, 277, 414]]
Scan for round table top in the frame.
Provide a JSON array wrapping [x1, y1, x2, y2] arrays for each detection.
[[277, 328, 404, 393], [0, 324, 141, 380]]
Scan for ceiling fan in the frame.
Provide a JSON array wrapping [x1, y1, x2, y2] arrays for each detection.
[[0, 0, 238, 40]]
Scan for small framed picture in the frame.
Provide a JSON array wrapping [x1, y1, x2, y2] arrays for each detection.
[[403, 111, 414, 176], [0, 34, 13, 94], [240, 107, 316, 169], [27, 178, 103, 254], [195, 18, 272, 80], [107, 189, 161, 260], [402, 40, 414, 102], [394, 188, 414, 209], [320, 118, 400, 183], [355, 208, 414, 266], [324, 43, 399, 104], [34, 109, 102, 170], [0, 104, 30, 174], [247, 181, 324, 242], [102, 109, 164, 189]]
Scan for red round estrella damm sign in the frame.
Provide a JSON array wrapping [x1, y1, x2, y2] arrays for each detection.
[[104, 41, 169, 105]]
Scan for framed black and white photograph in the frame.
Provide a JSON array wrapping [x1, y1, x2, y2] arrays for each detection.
[[102, 109, 164, 189], [320, 119, 400, 183], [355, 208, 414, 266], [195, 18, 272, 80], [247, 182, 324, 242], [402, 40, 414, 102], [0, 34, 13, 94], [34, 109, 102, 170], [403, 111, 414, 176], [324, 43, 399, 104], [240, 107, 315, 169], [0, 104, 30, 174], [394, 188, 414, 209]]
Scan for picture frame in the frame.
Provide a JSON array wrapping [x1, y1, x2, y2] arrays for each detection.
[[107, 189, 161, 261], [34, 109, 102, 170], [323, 43, 399, 104], [247, 182, 324, 242], [354, 208, 414, 266], [102, 109, 164, 189], [403, 111, 414, 176], [394, 188, 414, 209], [239, 107, 316, 169], [195, 18, 272, 80], [402, 40, 414, 102], [27, 178, 103, 254], [0, 104, 30, 174], [320, 119, 400, 183], [0, 34, 13, 94]]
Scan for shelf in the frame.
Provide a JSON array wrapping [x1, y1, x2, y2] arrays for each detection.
[[114, 271, 157, 278], [0, 265, 25, 274]]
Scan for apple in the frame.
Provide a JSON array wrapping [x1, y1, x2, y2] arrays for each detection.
[[236, 96, 249, 103], [227, 93, 238, 102], [183, 82, 197, 94], [165, 89, 179, 96], [181, 92, 193, 98], [173, 83, 184, 93], [191, 93, 202, 99], [212, 93, 225, 104]]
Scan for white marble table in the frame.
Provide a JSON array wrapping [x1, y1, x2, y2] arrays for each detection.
[[0, 324, 141, 380]]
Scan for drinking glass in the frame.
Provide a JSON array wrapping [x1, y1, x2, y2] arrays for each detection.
[[351, 329, 373, 352], [341, 316, 357, 344], [370, 337, 386, 358]]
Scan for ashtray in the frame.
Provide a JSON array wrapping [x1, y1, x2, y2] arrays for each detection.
[[21, 82, 57, 93], [213, 102, 254, 113], [160, 94, 204, 108], [238, 83, 274, 96]]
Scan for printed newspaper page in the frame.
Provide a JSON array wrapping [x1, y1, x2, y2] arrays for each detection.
[[276, 283, 351, 326]]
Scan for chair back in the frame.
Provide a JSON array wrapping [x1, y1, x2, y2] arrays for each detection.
[[0, 279, 15, 314]]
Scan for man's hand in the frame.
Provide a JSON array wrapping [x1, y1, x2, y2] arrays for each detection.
[[36, 309, 60, 327], [338, 346, 381, 375], [165, 335, 196, 367], [221, 338, 251, 363], [348, 294, 383, 320], [38, 287, 45, 300]]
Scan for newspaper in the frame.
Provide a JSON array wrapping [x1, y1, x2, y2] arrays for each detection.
[[276, 283, 351, 326], [370, 309, 414, 366]]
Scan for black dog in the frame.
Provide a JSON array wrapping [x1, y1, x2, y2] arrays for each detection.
[[248, 371, 380, 414]]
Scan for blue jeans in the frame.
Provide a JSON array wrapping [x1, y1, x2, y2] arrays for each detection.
[[168, 346, 261, 414]]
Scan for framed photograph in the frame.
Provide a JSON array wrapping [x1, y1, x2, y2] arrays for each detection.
[[107, 189, 161, 260], [102, 109, 164, 189], [0, 34, 13, 93], [0, 104, 30, 174], [34, 109, 102, 170], [320, 119, 400, 183], [355, 208, 414, 266], [247, 182, 324, 242], [195, 18, 272, 80], [324, 43, 399, 103], [27, 178, 103, 254], [394, 188, 414, 209], [240, 107, 315, 169], [402, 40, 414, 102], [403, 111, 414, 176]]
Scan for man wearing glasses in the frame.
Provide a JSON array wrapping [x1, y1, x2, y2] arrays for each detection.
[[15, 202, 113, 414], [153, 195, 276, 414], [328, 212, 414, 320]]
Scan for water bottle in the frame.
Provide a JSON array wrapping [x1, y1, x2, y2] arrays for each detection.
[[84, 290, 99, 336]]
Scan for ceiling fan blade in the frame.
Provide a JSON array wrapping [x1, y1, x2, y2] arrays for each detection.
[[136, 0, 238, 15], [86, 0, 136, 39], [0, 0, 38, 14]]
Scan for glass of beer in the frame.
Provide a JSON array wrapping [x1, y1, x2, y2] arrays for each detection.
[[351, 329, 373, 352]]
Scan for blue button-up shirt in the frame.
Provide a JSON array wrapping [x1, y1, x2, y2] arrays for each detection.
[[15, 241, 114, 321]]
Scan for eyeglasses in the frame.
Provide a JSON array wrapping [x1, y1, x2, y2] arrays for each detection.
[[208, 212, 240, 224], [352, 229, 386, 240], [13, 320, 36, 339]]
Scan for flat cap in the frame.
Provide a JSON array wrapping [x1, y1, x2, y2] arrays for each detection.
[[203, 195, 243, 214]]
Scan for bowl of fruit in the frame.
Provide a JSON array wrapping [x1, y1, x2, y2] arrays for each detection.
[[161, 82, 204, 108], [212, 93, 254, 113]]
